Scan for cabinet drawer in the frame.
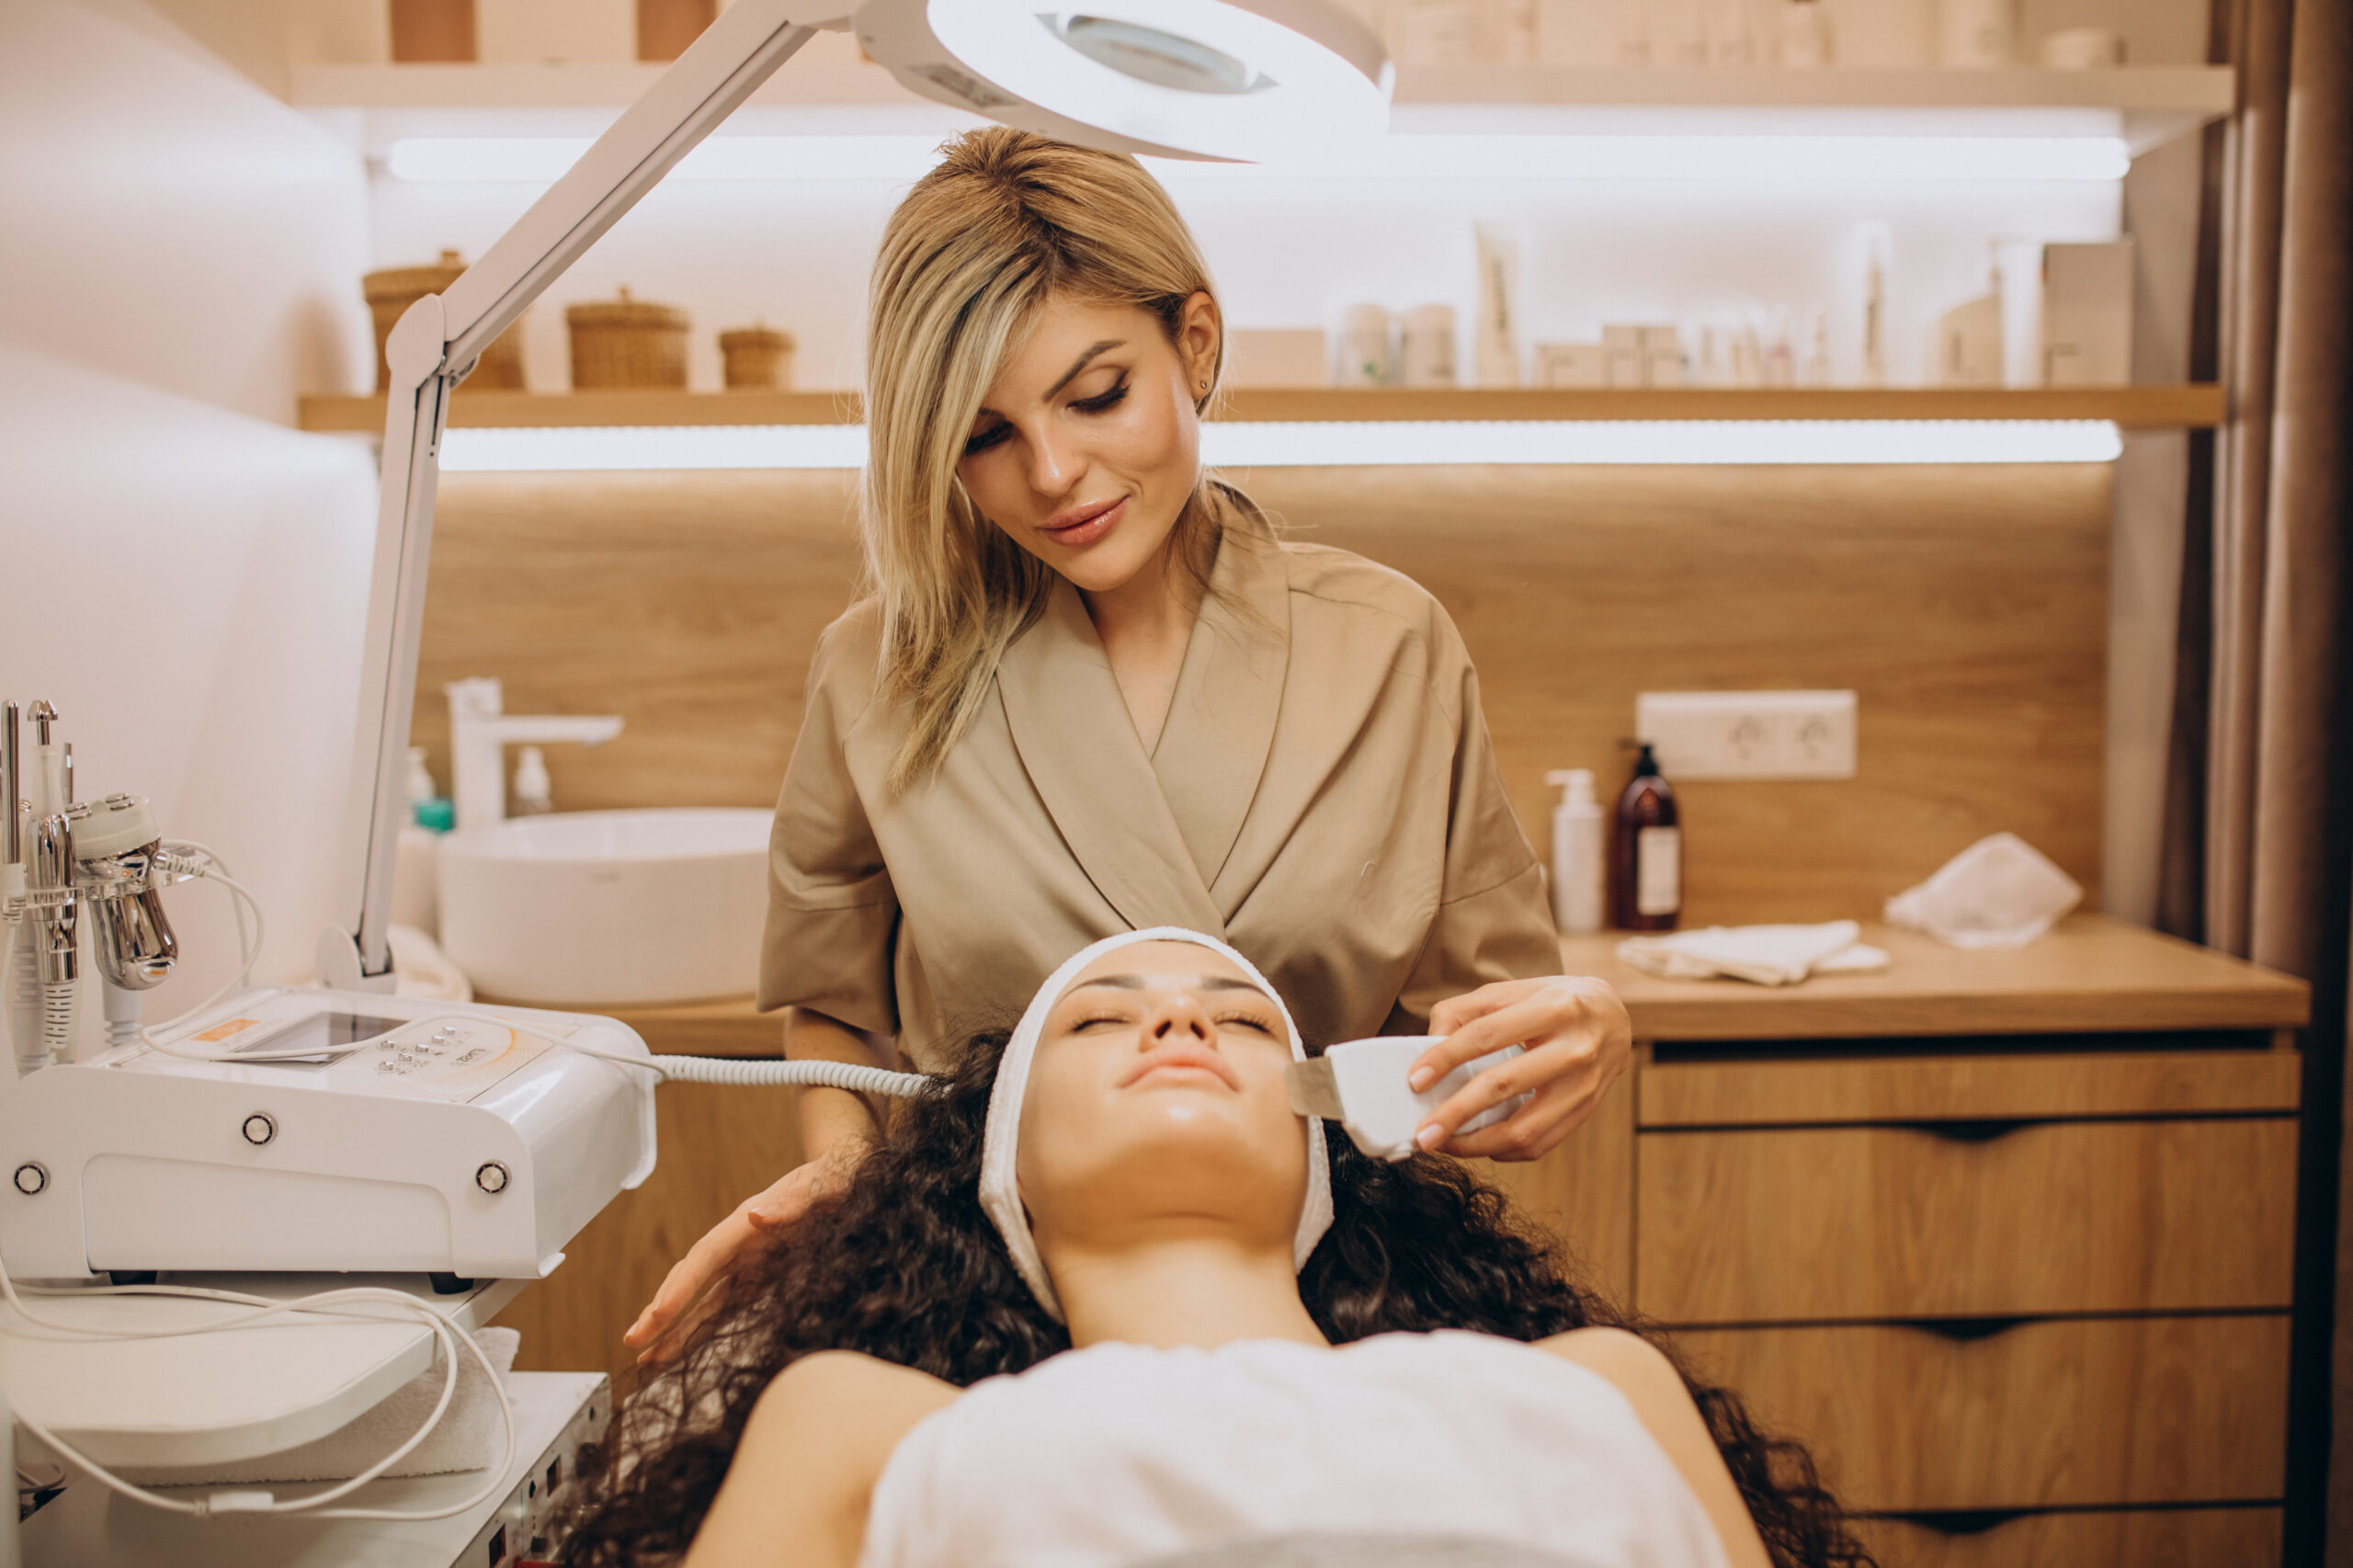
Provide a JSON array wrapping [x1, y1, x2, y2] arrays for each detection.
[[1639, 1049, 2301, 1129], [1852, 1506, 2280, 1568], [1637, 1118, 2295, 1322], [1675, 1316, 2289, 1511]]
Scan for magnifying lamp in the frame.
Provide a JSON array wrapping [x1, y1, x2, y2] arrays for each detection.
[[320, 0, 1391, 988]]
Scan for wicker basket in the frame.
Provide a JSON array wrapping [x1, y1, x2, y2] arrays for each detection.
[[566, 289, 690, 390], [363, 250, 526, 392], [719, 325, 795, 391]]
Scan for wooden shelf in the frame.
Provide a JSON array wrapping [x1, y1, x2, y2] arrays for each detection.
[[299, 384, 2224, 434]]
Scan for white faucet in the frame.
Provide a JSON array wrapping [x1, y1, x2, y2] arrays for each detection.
[[445, 677, 622, 832]]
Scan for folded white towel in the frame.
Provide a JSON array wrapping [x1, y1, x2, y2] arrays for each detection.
[[1617, 920, 1892, 987], [119, 1326, 517, 1485]]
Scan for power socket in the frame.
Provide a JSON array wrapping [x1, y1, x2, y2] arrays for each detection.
[[1635, 690, 1858, 780]]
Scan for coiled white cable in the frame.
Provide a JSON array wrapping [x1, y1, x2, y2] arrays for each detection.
[[0, 1261, 515, 1522]]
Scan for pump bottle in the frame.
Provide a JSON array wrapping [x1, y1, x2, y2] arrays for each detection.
[[1545, 768, 1605, 935], [1611, 742, 1681, 931]]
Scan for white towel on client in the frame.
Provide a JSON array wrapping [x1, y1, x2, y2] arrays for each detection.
[[1616, 921, 1890, 986], [119, 1325, 518, 1484]]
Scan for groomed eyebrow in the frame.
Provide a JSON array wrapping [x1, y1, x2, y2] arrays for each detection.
[[1067, 973, 1272, 999], [1045, 339, 1124, 399]]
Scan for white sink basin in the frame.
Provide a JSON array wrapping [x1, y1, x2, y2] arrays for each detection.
[[437, 808, 772, 1007]]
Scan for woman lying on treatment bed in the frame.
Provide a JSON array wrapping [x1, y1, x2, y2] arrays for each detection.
[[563, 932, 1874, 1568]]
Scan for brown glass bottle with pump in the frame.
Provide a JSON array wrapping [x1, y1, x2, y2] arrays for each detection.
[[1610, 742, 1681, 931]]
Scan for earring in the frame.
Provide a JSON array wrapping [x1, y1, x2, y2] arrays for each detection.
[[1199, 380, 1209, 390]]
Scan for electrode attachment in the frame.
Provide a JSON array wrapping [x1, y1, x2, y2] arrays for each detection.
[[1286, 1036, 1531, 1162]]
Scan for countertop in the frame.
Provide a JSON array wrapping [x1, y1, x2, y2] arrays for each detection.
[[1562, 913, 2310, 1041], [599, 914, 2310, 1054]]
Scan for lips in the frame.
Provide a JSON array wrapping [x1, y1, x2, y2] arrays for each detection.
[[1038, 495, 1126, 550], [1117, 1043, 1240, 1090]]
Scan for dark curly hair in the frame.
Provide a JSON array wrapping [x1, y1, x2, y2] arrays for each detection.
[[560, 1032, 1875, 1568]]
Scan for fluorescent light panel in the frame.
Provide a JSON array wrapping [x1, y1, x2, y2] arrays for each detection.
[[387, 132, 2130, 184], [440, 420, 2123, 472]]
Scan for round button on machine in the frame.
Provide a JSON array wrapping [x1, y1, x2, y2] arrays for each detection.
[[13, 1162, 48, 1196], [475, 1161, 510, 1195], [242, 1113, 277, 1146]]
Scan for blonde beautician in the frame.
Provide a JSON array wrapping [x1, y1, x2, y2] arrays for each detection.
[[626, 129, 1632, 1355]]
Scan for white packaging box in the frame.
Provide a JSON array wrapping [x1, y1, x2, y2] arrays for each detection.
[[2041, 241, 2135, 386], [1225, 328, 1330, 389], [1601, 324, 1645, 387], [1640, 324, 1685, 388], [1535, 343, 1608, 387], [1936, 293, 2005, 386]]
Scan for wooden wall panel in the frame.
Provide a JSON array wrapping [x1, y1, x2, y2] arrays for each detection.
[[416, 462, 2109, 926], [492, 1074, 807, 1388]]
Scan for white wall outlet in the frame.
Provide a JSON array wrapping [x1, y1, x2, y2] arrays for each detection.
[[1635, 690, 1859, 780]]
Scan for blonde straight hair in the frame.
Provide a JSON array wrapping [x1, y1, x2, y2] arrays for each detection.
[[862, 128, 1226, 790]]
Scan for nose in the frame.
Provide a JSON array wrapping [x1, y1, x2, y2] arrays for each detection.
[[1026, 422, 1080, 498], [1142, 992, 1215, 1049]]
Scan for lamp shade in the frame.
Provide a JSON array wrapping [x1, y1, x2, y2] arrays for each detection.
[[855, 0, 1391, 161]]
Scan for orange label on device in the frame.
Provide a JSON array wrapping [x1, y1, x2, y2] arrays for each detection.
[[193, 1018, 263, 1043]]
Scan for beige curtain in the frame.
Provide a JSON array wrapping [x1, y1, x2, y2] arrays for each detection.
[[2159, 0, 2353, 1561]]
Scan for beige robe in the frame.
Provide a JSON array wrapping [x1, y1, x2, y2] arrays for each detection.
[[758, 501, 1557, 1070]]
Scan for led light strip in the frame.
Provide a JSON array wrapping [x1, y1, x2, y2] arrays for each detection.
[[439, 420, 2123, 472], [386, 132, 2131, 185]]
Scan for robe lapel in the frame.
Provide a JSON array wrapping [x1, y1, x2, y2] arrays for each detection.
[[1153, 502, 1291, 901], [995, 577, 1226, 937]]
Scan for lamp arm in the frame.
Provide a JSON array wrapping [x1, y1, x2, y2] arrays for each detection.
[[323, 0, 834, 987]]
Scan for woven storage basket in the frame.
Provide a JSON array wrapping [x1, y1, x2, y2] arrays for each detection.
[[719, 325, 795, 391], [363, 250, 526, 392], [567, 289, 690, 390]]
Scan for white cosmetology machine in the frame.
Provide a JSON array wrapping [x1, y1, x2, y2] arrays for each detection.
[[1, 0, 1390, 1296]]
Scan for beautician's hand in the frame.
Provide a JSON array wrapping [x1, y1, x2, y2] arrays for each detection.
[[623, 1144, 864, 1365], [1408, 976, 1632, 1162]]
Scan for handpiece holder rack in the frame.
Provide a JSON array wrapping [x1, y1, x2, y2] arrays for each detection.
[[2, 699, 200, 1075]]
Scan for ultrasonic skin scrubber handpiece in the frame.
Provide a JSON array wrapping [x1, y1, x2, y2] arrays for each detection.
[[1287, 1037, 1532, 1162]]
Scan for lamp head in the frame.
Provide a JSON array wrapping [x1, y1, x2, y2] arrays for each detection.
[[854, 0, 1391, 161]]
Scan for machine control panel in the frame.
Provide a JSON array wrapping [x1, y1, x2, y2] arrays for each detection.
[[122, 994, 572, 1107]]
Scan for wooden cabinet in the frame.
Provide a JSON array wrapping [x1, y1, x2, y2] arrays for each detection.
[[1637, 1105, 2298, 1322], [1852, 1509, 2281, 1568], [1545, 916, 2311, 1567], [1675, 1316, 2291, 1510]]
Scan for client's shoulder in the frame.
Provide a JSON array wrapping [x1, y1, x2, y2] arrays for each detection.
[[745, 1350, 961, 1476], [763, 1348, 959, 1420]]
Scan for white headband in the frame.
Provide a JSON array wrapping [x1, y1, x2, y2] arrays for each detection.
[[977, 927, 1336, 1321]]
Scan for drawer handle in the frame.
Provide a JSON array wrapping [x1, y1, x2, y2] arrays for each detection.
[[1895, 1507, 2032, 1538], [1904, 1315, 2028, 1344], [1916, 1118, 2033, 1143]]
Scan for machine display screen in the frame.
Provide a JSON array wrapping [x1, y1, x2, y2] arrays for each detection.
[[231, 1010, 405, 1068]]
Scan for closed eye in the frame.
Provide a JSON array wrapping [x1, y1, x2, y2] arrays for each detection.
[[1071, 378, 1129, 415], [1216, 1013, 1278, 1036], [962, 419, 1012, 457]]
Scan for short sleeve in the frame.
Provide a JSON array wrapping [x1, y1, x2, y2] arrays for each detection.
[[1390, 651, 1559, 1030], [756, 615, 901, 1035]]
